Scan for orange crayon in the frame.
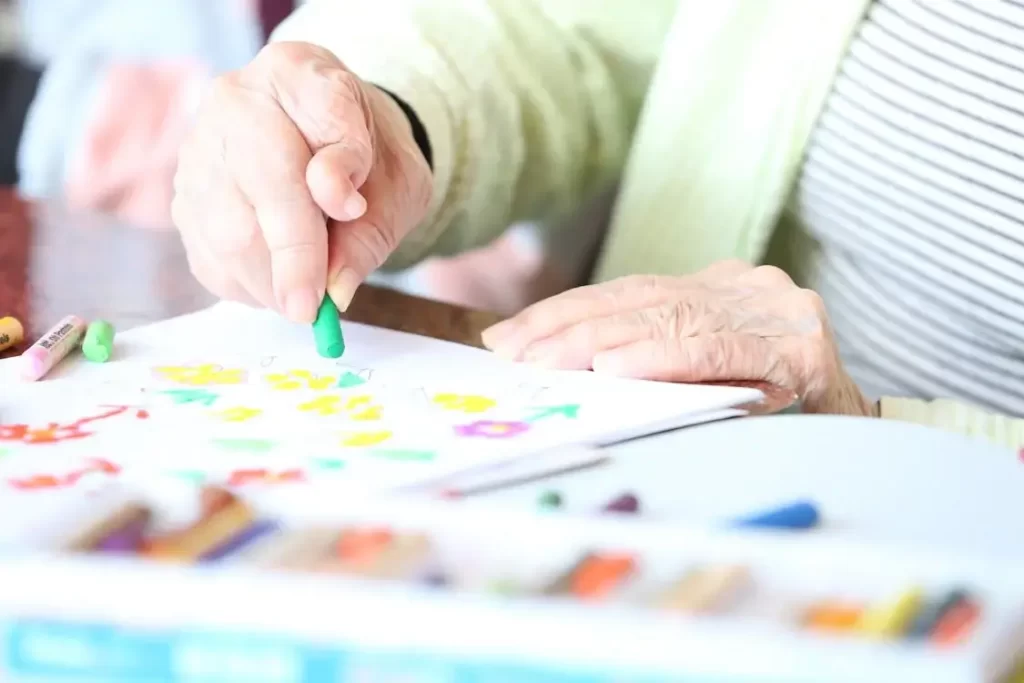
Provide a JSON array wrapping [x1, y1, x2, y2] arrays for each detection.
[[336, 528, 394, 561], [569, 554, 637, 600], [545, 552, 637, 600], [318, 532, 431, 579], [931, 599, 982, 647], [803, 602, 865, 632]]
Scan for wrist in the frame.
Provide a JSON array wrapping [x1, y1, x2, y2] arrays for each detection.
[[371, 84, 432, 172], [804, 370, 874, 417]]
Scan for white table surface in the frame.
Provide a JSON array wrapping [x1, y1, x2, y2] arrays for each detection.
[[475, 415, 1024, 560]]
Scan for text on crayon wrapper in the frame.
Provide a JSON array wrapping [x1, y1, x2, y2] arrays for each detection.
[[39, 323, 74, 350]]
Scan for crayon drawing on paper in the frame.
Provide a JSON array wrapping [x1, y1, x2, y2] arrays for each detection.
[[0, 303, 761, 502]]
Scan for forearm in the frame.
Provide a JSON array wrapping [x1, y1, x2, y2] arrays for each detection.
[[272, 0, 670, 269]]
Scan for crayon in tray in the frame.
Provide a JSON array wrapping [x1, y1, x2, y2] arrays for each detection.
[[0, 485, 1022, 683]]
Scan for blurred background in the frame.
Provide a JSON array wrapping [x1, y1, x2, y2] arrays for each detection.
[[0, 0, 598, 318]]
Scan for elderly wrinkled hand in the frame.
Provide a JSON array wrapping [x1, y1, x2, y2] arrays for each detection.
[[481, 261, 875, 416], [172, 42, 432, 323]]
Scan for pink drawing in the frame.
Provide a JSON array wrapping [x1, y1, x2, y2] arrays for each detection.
[[454, 420, 530, 439]]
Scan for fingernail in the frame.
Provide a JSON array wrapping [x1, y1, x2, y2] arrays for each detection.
[[284, 288, 320, 323], [342, 194, 366, 221], [524, 352, 560, 369], [328, 267, 362, 312], [481, 321, 515, 349], [492, 345, 523, 362], [591, 351, 627, 376], [485, 336, 523, 361]]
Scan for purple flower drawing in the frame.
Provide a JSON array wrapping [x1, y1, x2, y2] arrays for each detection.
[[453, 420, 530, 439]]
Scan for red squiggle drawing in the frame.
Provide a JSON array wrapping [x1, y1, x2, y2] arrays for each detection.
[[227, 469, 305, 486], [9, 458, 121, 490], [0, 405, 149, 445]]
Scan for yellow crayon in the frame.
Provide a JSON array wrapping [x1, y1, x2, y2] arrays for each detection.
[[0, 316, 24, 352], [145, 496, 255, 562], [654, 565, 750, 614], [857, 587, 925, 638]]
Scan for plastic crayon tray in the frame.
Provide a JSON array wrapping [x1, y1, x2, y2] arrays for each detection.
[[0, 488, 1023, 683]]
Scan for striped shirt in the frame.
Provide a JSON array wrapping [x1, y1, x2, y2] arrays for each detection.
[[795, 0, 1024, 416]]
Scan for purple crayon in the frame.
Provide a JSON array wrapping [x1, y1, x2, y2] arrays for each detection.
[[602, 492, 640, 514], [95, 516, 150, 553]]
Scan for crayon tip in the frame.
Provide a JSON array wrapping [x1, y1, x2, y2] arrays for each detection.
[[538, 490, 563, 509], [603, 492, 640, 514], [733, 500, 819, 530]]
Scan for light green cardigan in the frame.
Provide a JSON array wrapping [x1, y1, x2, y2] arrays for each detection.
[[275, 0, 1024, 449]]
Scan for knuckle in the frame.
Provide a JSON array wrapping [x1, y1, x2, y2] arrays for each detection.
[[794, 287, 826, 314], [657, 301, 691, 338], [565, 320, 601, 350], [618, 274, 663, 294], [253, 42, 309, 71], [206, 73, 242, 110], [750, 265, 795, 288], [351, 221, 398, 268]]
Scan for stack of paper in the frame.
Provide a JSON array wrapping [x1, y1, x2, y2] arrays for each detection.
[[0, 303, 762, 512]]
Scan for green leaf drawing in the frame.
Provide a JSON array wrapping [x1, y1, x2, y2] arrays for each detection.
[[160, 389, 219, 406], [169, 470, 206, 483], [211, 438, 277, 453], [371, 449, 436, 462], [525, 404, 580, 421], [312, 458, 346, 471], [336, 371, 367, 389]]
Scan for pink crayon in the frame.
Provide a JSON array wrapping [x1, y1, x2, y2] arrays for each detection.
[[21, 315, 87, 381]]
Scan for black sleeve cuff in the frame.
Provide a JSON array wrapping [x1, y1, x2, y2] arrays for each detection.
[[0, 57, 43, 187], [376, 86, 433, 172]]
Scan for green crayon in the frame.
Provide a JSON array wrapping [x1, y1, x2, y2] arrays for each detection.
[[312, 296, 345, 359], [82, 320, 115, 363], [538, 490, 563, 509]]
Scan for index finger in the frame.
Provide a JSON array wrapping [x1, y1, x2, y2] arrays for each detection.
[[481, 275, 677, 357], [223, 88, 328, 323]]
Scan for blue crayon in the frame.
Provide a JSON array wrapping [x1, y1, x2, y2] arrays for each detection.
[[732, 501, 820, 530], [199, 520, 280, 562]]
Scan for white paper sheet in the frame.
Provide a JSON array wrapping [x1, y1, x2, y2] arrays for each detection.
[[0, 303, 761, 509]]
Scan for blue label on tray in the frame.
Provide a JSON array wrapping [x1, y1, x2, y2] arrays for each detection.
[[0, 617, 746, 682]]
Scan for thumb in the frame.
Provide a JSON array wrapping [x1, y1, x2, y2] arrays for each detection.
[[324, 184, 396, 311], [306, 143, 370, 222], [591, 334, 795, 387]]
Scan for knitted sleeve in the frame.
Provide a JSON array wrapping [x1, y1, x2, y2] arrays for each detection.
[[271, 0, 673, 269]]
